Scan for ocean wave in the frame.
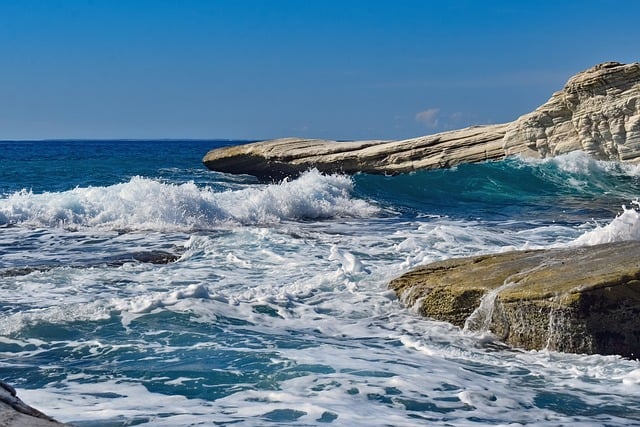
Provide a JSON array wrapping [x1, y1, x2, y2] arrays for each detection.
[[0, 170, 378, 231], [571, 202, 640, 245], [517, 151, 640, 199], [353, 151, 640, 222], [522, 150, 640, 177]]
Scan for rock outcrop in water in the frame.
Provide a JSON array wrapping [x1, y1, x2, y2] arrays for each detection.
[[0, 381, 69, 426], [202, 125, 509, 180], [203, 62, 640, 180], [389, 241, 640, 357]]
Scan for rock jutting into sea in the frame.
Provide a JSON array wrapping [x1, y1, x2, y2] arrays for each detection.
[[202, 61, 640, 180], [201, 61, 640, 358], [0, 380, 70, 427], [388, 241, 640, 357]]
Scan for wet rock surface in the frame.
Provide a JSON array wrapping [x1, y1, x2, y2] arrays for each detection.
[[389, 241, 640, 357], [0, 381, 70, 427]]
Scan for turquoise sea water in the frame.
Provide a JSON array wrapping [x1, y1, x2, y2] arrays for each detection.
[[1, 140, 640, 426]]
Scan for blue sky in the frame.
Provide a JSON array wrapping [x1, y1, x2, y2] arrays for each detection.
[[1, 0, 639, 140]]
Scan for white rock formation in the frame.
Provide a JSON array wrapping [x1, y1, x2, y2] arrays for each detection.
[[503, 62, 640, 160], [203, 62, 640, 179]]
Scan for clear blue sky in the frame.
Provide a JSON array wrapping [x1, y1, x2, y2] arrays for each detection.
[[1, 0, 639, 140]]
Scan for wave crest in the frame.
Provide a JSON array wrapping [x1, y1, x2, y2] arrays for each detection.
[[0, 170, 378, 231], [572, 202, 640, 245]]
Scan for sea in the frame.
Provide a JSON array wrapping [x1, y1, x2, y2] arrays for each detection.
[[2, 139, 640, 426]]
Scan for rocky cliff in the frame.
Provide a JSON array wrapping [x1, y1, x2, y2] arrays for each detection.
[[389, 241, 640, 357], [503, 62, 640, 160], [203, 62, 640, 180]]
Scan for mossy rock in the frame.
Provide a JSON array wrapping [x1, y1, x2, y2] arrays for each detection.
[[389, 241, 640, 357]]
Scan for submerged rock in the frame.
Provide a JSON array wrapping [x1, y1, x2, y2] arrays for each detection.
[[0, 380, 70, 426], [107, 250, 180, 266], [0, 250, 180, 277], [203, 62, 640, 179], [389, 241, 640, 357]]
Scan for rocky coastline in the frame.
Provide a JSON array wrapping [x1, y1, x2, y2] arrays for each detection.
[[202, 61, 640, 358], [389, 241, 640, 357], [203, 62, 640, 180], [4, 62, 639, 424]]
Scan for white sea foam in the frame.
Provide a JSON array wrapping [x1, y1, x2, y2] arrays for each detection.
[[520, 150, 640, 177], [622, 369, 640, 385], [5, 159, 640, 426], [112, 283, 210, 314], [0, 301, 112, 336], [18, 326, 640, 427], [5, 219, 640, 426], [0, 170, 378, 231], [328, 245, 369, 274], [571, 202, 640, 245]]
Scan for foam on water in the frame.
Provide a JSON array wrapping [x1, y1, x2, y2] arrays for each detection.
[[0, 170, 378, 231], [3, 144, 640, 425], [571, 201, 640, 245], [4, 215, 640, 425], [14, 312, 640, 426], [541, 150, 640, 177]]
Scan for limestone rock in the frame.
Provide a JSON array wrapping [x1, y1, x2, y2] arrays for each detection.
[[0, 381, 70, 427], [503, 62, 640, 161], [388, 241, 640, 357], [203, 62, 640, 179], [202, 125, 509, 180], [202, 128, 510, 180]]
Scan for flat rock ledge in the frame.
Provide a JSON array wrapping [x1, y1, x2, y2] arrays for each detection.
[[203, 62, 640, 180], [389, 241, 640, 357], [0, 381, 70, 427]]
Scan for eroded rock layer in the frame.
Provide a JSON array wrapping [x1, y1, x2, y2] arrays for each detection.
[[503, 62, 640, 160]]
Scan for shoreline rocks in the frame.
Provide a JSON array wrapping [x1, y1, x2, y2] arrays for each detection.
[[389, 241, 640, 357], [0, 381, 70, 427], [203, 62, 640, 180]]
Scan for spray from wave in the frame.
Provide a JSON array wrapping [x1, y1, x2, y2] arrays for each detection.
[[571, 201, 640, 245], [353, 151, 640, 222], [0, 170, 378, 231]]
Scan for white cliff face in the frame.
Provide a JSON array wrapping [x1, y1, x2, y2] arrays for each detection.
[[203, 62, 640, 179], [503, 62, 640, 161]]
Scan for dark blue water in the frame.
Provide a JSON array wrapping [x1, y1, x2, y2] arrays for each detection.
[[0, 140, 251, 193]]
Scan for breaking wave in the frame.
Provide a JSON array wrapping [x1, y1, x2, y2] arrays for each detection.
[[0, 170, 378, 231], [571, 202, 640, 245]]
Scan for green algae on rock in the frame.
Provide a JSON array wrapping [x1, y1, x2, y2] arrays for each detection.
[[389, 241, 640, 357]]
